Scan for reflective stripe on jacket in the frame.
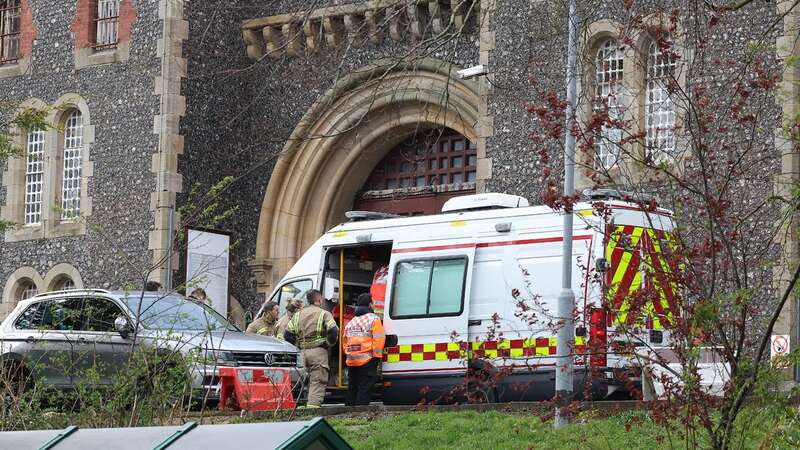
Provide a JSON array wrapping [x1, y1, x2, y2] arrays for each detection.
[[286, 304, 338, 349], [343, 312, 385, 367]]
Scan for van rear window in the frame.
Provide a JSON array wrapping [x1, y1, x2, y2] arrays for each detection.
[[391, 258, 466, 318]]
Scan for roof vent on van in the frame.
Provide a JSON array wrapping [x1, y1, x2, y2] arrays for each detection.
[[582, 188, 655, 204], [345, 211, 401, 222], [441, 193, 530, 213]]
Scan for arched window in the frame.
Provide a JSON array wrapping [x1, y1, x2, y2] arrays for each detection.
[[645, 41, 676, 161], [61, 110, 83, 220], [24, 127, 45, 225], [594, 39, 625, 169], [355, 129, 477, 215]]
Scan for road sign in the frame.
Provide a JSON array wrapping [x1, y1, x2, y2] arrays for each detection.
[[770, 335, 790, 366]]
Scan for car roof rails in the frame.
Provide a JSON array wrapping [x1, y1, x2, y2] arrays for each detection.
[[345, 211, 401, 222], [33, 288, 112, 298], [581, 188, 655, 204]]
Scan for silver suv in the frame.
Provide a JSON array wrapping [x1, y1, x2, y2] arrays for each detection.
[[0, 289, 306, 403]]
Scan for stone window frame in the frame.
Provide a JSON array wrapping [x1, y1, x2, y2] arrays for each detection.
[[577, 18, 687, 186], [43, 263, 84, 292], [1, 95, 95, 242], [1, 266, 43, 306], [72, 0, 136, 70]]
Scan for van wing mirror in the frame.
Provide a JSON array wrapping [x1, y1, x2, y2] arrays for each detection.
[[385, 334, 398, 348]]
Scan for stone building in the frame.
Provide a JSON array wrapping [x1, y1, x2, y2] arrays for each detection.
[[0, 0, 798, 365]]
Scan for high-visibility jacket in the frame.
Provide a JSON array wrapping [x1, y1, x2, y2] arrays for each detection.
[[285, 304, 338, 349], [343, 312, 385, 367], [245, 315, 278, 336]]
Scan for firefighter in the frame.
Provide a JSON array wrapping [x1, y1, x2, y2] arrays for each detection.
[[343, 293, 385, 406], [276, 298, 303, 339], [246, 301, 279, 336], [284, 289, 339, 408]]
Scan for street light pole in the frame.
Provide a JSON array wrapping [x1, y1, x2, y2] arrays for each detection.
[[555, 0, 579, 429]]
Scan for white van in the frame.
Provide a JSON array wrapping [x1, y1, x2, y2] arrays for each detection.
[[257, 192, 676, 404]]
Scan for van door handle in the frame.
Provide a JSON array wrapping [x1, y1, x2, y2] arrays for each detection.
[[25, 336, 36, 344], [468, 320, 482, 326]]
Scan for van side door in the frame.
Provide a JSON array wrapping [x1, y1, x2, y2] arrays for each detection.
[[382, 243, 475, 380]]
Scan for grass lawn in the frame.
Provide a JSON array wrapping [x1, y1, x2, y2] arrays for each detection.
[[327, 408, 797, 450]]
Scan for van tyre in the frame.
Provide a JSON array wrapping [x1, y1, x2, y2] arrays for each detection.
[[466, 367, 498, 404]]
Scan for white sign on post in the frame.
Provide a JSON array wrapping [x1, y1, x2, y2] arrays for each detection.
[[770, 335, 790, 366], [186, 228, 230, 316]]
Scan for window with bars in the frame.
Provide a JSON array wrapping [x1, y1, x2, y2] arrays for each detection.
[[0, 0, 20, 64], [646, 41, 676, 162], [361, 131, 478, 191], [24, 127, 45, 226], [61, 110, 83, 220], [594, 39, 625, 170], [94, 0, 120, 49]]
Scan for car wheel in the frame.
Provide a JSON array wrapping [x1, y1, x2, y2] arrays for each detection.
[[0, 361, 29, 415]]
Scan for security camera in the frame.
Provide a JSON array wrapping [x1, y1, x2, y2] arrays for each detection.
[[457, 64, 487, 79]]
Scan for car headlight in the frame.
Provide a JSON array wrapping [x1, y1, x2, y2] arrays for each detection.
[[201, 350, 238, 367], [295, 352, 304, 368]]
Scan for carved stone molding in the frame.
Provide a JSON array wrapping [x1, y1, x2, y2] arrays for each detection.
[[240, 0, 478, 60]]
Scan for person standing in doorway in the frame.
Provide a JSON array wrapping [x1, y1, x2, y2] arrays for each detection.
[[284, 289, 339, 408], [246, 301, 280, 336], [343, 293, 385, 406]]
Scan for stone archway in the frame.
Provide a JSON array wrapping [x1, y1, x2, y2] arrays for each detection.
[[251, 58, 482, 295]]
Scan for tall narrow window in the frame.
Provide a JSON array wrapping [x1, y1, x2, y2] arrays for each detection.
[[646, 42, 676, 161], [0, 0, 20, 64], [62, 110, 83, 220], [24, 127, 45, 225], [594, 40, 625, 169], [95, 0, 120, 49]]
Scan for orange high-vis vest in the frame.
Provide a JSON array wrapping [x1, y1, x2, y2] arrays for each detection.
[[343, 312, 385, 367]]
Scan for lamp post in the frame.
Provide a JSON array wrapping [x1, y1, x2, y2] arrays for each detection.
[[555, 0, 579, 428]]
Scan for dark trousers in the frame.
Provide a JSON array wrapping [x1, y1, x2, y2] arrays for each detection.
[[346, 358, 378, 406]]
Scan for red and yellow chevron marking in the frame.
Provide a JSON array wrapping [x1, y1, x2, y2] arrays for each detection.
[[383, 337, 587, 363], [606, 225, 676, 329]]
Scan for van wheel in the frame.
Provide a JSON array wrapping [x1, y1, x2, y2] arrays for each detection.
[[466, 368, 498, 404]]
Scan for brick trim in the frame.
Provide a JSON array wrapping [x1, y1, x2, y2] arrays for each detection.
[[71, 0, 98, 50], [18, 0, 36, 57], [118, 0, 137, 43]]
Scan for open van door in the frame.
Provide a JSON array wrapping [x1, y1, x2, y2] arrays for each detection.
[[381, 241, 476, 404]]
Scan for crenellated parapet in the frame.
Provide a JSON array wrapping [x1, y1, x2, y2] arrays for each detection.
[[241, 0, 479, 60]]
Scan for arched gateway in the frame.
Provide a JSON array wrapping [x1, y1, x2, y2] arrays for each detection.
[[250, 59, 483, 295]]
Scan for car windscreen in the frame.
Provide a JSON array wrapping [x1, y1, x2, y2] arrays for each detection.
[[123, 295, 238, 332]]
